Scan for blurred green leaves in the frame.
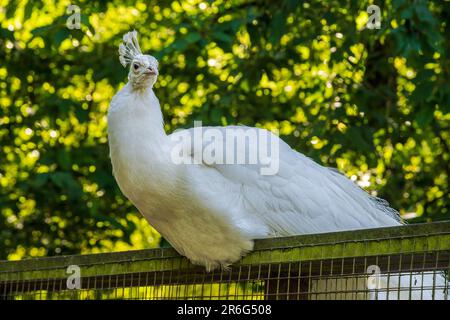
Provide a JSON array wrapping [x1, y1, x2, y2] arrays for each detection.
[[0, 0, 448, 260]]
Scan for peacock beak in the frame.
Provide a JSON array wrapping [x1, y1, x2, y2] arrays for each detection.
[[144, 67, 158, 76]]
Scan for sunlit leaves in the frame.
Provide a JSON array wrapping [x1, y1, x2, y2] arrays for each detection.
[[0, 0, 448, 260]]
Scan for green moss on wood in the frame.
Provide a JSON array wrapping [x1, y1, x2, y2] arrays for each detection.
[[1, 222, 449, 282]]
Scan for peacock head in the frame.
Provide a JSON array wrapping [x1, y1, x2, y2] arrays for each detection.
[[118, 31, 159, 91]]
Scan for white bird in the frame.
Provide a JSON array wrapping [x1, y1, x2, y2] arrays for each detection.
[[107, 32, 447, 299]]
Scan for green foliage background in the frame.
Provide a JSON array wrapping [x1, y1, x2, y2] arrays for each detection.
[[0, 0, 448, 260]]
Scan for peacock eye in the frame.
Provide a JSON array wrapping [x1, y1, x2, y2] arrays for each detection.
[[133, 63, 139, 70]]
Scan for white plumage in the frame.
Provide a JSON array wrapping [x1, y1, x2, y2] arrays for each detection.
[[107, 32, 447, 299]]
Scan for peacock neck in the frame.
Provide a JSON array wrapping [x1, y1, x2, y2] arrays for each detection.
[[108, 83, 179, 203], [129, 84, 167, 139], [108, 83, 171, 160]]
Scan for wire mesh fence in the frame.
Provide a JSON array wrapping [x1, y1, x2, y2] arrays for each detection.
[[1, 222, 449, 300]]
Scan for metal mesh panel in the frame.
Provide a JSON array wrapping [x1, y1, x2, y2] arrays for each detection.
[[1, 222, 449, 300]]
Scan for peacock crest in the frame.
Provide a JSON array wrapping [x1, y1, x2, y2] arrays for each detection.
[[118, 30, 143, 67]]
